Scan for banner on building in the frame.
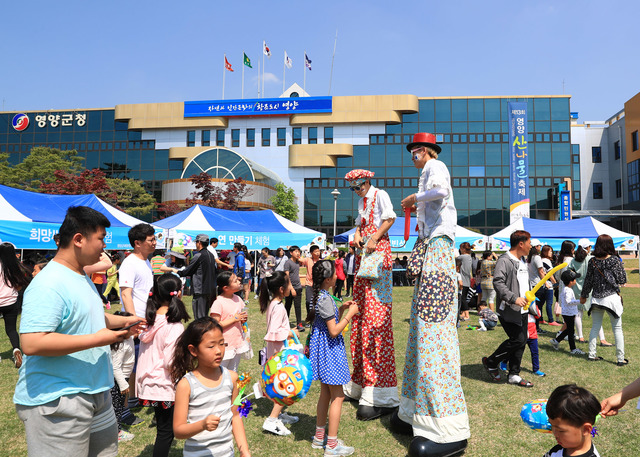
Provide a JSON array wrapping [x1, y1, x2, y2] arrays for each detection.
[[184, 96, 332, 117], [508, 101, 530, 224], [560, 190, 571, 221]]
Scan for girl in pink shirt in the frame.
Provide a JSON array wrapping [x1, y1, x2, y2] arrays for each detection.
[[136, 274, 190, 457], [209, 271, 250, 372], [259, 271, 299, 436]]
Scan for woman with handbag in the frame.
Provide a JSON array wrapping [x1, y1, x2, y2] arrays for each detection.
[[580, 234, 627, 365], [342, 168, 398, 422], [392, 133, 469, 457]]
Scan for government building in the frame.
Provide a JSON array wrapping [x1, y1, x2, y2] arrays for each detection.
[[2, 85, 638, 237]]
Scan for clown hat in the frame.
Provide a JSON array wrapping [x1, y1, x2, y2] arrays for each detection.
[[406, 132, 441, 154]]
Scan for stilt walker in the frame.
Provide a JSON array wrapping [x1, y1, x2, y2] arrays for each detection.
[[343, 169, 399, 421]]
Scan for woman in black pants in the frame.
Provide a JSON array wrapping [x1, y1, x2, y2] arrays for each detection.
[[0, 242, 31, 368]]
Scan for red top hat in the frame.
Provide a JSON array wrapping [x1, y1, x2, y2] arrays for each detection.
[[406, 132, 441, 154]]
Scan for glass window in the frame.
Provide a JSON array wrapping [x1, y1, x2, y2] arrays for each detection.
[[293, 127, 302, 144], [592, 147, 602, 163], [277, 128, 286, 146], [469, 166, 485, 177], [593, 182, 603, 200], [308, 127, 317, 144], [435, 99, 451, 121], [550, 98, 569, 120], [231, 129, 240, 147], [216, 130, 225, 146], [484, 99, 501, 121], [452, 99, 467, 121], [534, 98, 550, 121], [633, 130, 638, 151], [616, 179, 621, 199], [468, 99, 484, 121], [614, 140, 621, 160], [187, 130, 195, 147], [324, 127, 333, 144], [419, 99, 435, 122], [202, 130, 210, 146], [246, 129, 255, 147], [261, 128, 270, 146]]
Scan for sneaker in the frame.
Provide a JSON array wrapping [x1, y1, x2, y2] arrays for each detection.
[[118, 430, 135, 442], [324, 441, 355, 456], [499, 361, 507, 371], [122, 415, 146, 428], [278, 412, 299, 424], [548, 321, 562, 326], [297, 323, 306, 332], [550, 338, 560, 350], [263, 418, 291, 436], [311, 435, 329, 449], [12, 348, 23, 369], [533, 370, 546, 377], [105, 301, 111, 310], [254, 295, 259, 300], [571, 348, 585, 355]]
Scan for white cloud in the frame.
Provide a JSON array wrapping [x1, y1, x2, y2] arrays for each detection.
[[251, 72, 280, 84]]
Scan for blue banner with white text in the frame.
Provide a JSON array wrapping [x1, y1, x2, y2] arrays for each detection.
[[184, 97, 332, 117], [508, 101, 530, 224]]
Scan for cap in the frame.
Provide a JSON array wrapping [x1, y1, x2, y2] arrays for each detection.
[[195, 234, 209, 243], [578, 238, 593, 249], [344, 169, 375, 183], [530, 238, 542, 247], [561, 269, 581, 284]]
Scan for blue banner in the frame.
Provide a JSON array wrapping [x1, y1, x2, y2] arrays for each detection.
[[508, 102, 530, 224], [560, 190, 571, 221], [168, 230, 325, 251], [184, 97, 332, 117]]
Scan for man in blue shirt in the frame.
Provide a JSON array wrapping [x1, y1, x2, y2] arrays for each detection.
[[14, 206, 143, 457]]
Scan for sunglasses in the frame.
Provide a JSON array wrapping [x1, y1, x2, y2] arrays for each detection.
[[350, 185, 363, 192]]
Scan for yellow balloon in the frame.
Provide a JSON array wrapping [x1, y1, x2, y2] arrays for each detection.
[[524, 262, 567, 310]]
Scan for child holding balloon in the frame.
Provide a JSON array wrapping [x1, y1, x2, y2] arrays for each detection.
[[171, 317, 251, 457], [308, 260, 359, 456], [259, 271, 300, 436]]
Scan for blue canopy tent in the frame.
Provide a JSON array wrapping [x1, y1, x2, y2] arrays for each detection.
[[153, 205, 326, 250], [333, 216, 489, 252], [0, 184, 153, 249], [490, 217, 638, 251]]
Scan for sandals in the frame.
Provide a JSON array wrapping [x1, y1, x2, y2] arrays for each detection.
[[588, 356, 604, 361], [617, 359, 629, 367], [482, 357, 501, 382], [600, 341, 614, 347], [508, 377, 534, 388]]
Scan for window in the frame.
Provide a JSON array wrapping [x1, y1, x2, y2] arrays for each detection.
[[277, 128, 286, 146], [216, 130, 225, 146], [593, 182, 603, 200], [246, 129, 255, 147], [614, 140, 620, 160], [292, 127, 301, 145], [202, 130, 210, 146], [262, 128, 270, 146], [187, 130, 195, 147], [324, 127, 333, 144], [308, 127, 317, 144], [633, 130, 639, 151], [616, 179, 622, 199], [591, 146, 601, 163], [231, 129, 240, 147]]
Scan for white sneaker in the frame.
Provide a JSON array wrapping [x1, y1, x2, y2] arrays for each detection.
[[263, 418, 291, 436], [311, 435, 328, 449], [571, 348, 585, 355], [118, 430, 135, 442], [278, 412, 299, 424], [324, 441, 355, 456], [550, 338, 559, 350]]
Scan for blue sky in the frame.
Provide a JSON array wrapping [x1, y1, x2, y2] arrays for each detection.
[[2, 0, 638, 121]]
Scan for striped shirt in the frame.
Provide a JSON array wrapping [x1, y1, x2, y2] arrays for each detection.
[[182, 369, 235, 457]]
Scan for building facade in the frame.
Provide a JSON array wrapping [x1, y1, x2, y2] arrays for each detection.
[[1, 90, 579, 236]]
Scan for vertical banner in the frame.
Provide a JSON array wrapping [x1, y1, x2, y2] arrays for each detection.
[[508, 101, 530, 223], [559, 190, 571, 221]]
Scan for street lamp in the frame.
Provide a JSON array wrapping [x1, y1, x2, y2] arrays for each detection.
[[331, 188, 341, 249]]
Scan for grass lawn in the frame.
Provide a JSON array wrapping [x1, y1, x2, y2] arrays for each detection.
[[1, 275, 640, 456]]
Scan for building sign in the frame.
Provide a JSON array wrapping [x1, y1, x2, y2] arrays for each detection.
[[10, 112, 87, 130], [184, 96, 332, 117], [508, 101, 530, 224], [559, 190, 571, 221]]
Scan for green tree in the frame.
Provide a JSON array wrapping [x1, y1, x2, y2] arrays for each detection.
[[4, 147, 84, 191], [270, 182, 298, 221], [103, 178, 156, 216]]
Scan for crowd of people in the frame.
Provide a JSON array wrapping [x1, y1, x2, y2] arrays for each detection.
[[1, 131, 637, 457]]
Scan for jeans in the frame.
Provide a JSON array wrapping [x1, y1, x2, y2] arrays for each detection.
[[589, 308, 624, 362], [527, 338, 540, 372], [285, 287, 303, 325], [539, 287, 555, 323]]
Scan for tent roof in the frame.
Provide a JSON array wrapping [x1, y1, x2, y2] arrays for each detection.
[[0, 184, 148, 227], [154, 205, 321, 235]]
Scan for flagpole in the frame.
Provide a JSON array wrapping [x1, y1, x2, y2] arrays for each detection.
[[262, 42, 265, 98], [283, 51, 286, 94], [329, 30, 338, 95], [222, 54, 226, 100], [258, 59, 261, 98], [303, 50, 306, 92], [242, 51, 245, 99]]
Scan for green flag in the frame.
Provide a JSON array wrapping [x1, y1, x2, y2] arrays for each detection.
[[243, 53, 252, 68]]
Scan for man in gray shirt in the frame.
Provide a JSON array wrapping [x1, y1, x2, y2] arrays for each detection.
[[284, 246, 304, 332]]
